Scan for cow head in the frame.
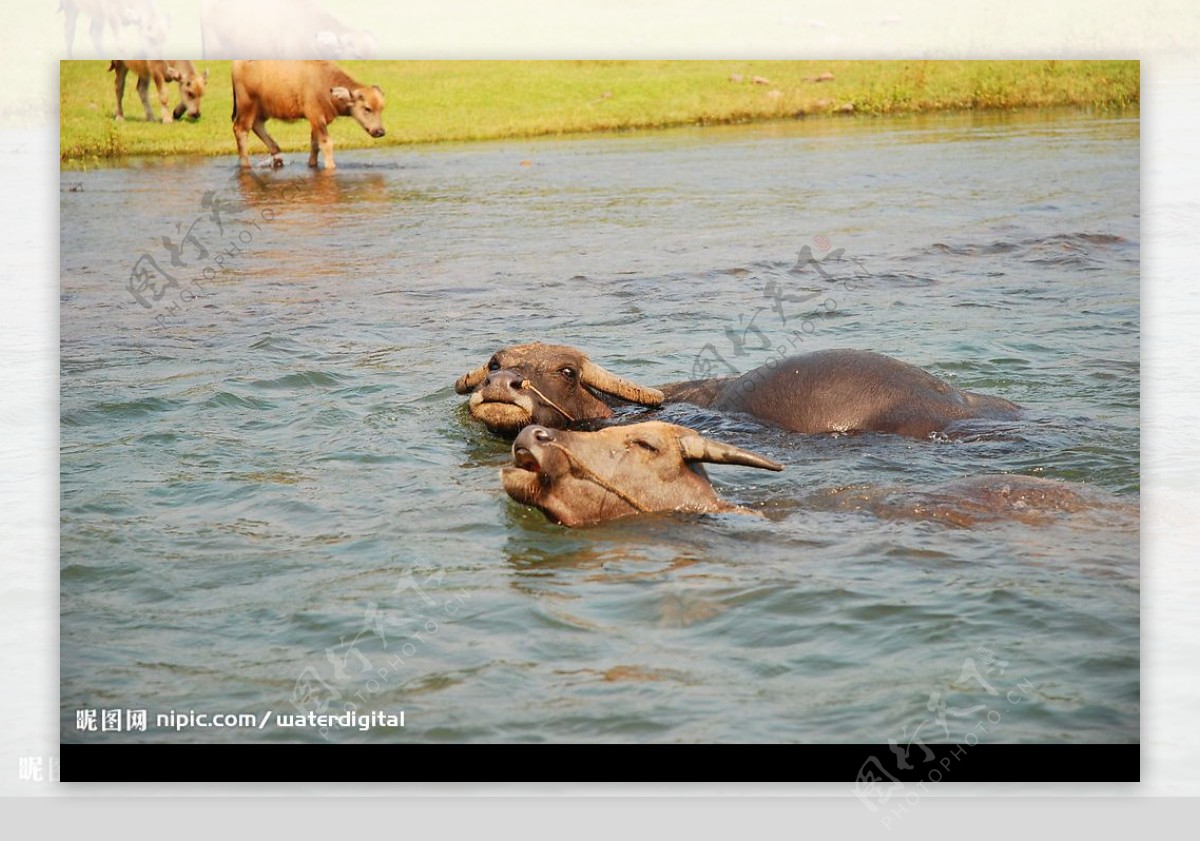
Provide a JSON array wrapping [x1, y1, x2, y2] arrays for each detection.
[[455, 343, 665, 437], [331, 85, 386, 138], [502, 422, 784, 526], [169, 67, 208, 121]]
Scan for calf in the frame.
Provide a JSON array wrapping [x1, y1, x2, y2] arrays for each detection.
[[110, 60, 207, 123], [230, 60, 386, 170]]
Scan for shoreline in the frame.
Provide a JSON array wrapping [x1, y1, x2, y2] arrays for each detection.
[[59, 60, 1139, 168]]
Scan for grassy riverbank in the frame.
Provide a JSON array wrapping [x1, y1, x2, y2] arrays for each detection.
[[60, 60, 1138, 166]]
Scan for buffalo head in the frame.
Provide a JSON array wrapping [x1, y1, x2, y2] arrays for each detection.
[[332, 84, 386, 138], [169, 66, 208, 121], [455, 343, 664, 437], [501, 421, 783, 527]]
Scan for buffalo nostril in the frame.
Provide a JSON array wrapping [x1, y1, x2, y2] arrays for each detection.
[[532, 427, 553, 443]]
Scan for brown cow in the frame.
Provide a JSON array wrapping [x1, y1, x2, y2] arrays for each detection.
[[503, 422, 784, 527], [109, 60, 208, 123], [230, 60, 386, 171], [502, 421, 1135, 529], [456, 343, 1023, 439]]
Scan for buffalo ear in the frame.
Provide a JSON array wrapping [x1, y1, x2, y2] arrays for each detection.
[[330, 86, 352, 105], [455, 363, 490, 394], [579, 360, 664, 406], [679, 435, 783, 471]]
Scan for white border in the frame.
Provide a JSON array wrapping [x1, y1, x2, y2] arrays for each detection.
[[3, 0, 1198, 836]]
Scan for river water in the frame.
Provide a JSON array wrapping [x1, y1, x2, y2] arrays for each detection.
[[61, 109, 1138, 748]]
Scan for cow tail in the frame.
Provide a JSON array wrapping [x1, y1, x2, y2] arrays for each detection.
[[231, 77, 237, 123]]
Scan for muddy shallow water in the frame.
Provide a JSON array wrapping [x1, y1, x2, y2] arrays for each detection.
[[61, 109, 1138, 746]]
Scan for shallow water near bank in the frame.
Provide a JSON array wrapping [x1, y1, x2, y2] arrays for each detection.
[[60, 109, 1138, 747]]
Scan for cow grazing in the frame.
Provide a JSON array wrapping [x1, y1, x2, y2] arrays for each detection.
[[502, 422, 784, 527], [109, 60, 207, 123], [456, 343, 1023, 439], [230, 60, 386, 170]]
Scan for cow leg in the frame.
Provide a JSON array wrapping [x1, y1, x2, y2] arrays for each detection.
[[233, 117, 252, 168], [315, 123, 335, 170], [154, 72, 173, 123], [251, 119, 283, 167], [113, 63, 128, 121], [136, 74, 155, 121], [309, 127, 320, 168]]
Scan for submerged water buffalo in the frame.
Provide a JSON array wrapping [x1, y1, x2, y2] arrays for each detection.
[[503, 421, 1133, 529], [109, 59, 208, 123], [455, 342, 1022, 439], [231, 60, 386, 170], [502, 422, 783, 527]]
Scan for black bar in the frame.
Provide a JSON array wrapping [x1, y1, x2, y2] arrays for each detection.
[[60, 743, 1139, 783]]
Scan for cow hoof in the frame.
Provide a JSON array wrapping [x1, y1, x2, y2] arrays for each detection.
[[115, 115, 124, 122]]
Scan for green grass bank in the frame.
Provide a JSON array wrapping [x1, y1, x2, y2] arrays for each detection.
[[60, 60, 1139, 166]]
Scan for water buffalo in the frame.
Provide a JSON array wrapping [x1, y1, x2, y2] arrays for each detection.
[[455, 343, 1022, 439], [455, 343, 665, 437], [502, 422, 783, 527], [230, 60, 386, 170], [502, 421, 1133, 529], [109, 60, 207, 123]]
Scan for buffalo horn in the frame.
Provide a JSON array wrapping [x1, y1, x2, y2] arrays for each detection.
[[679, 435, 784, 471], [579, 361, 664, 406]]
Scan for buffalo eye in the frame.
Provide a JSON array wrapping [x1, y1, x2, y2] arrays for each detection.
[[559, 367, 578, 381], [488, 357, 501, 372], [632, 439, 659, 454]]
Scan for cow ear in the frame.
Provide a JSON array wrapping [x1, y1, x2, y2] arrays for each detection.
[[330, 86, 352, 104], [372, 85, 383, 96], [202, 70, 209, 82]]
